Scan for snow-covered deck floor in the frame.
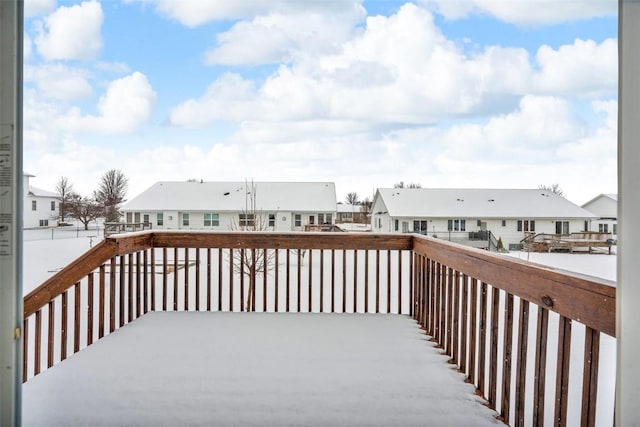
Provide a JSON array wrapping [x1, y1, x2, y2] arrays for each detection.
[[23, 312, 500, 426]]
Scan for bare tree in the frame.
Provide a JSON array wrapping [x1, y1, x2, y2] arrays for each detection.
[[360, 197, 372, 215], [55, 176, 74, 223], [68, 194, 102, 230], [94, 169, 128, 222], [345, 192, 360, 205], [538, 183, 565, 197], [229, 180, 275, 311], [394, 181, 422, 188]]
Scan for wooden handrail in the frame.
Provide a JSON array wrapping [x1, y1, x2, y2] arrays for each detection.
[[413, 235, 615, 337], [24, 240, 118, 317]]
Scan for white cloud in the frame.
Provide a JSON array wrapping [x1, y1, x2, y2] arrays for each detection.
[[172, 4, 535, 127], [169, 73, 256, 127], [59, 72, 157, 134], [25, 0, 56, 18], [35, 0, 103, 60], [26, 63, 93, 101], [126, 0, 364, 27], [205, 8, 365, 66], [534, 38, 618, 96], [419, 0, 616, 25], [428, 96, 616, 203]]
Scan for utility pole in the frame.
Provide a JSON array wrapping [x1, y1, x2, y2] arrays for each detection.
[[0, 0, 24, 425]]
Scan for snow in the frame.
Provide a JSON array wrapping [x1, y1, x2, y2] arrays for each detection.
[[505, 250, 616, 282], [22, 312, 501, 427], [21, 231, 618, 426]]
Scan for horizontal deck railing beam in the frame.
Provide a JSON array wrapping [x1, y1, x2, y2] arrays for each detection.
[[150, 231, 413, 251]]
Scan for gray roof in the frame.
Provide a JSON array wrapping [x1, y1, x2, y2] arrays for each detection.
[[123, 181, 337, 212], [28, 186, 57, 198], [376, 188, 596, 219]]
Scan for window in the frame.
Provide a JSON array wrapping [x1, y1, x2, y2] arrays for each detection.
[[555, 221, 569, 234], [294, 214, 301, 227], [378, 218, 382, 229], [394, 219, 399, 231], [126, 212, 133, 223], [477, 219, 482, 227], [143, 214, 150, 224], [584, 221, 589, 232], [318, 213, 325, 224], [182, 213, 190, 227], [447, 219, 466, 231], [32, 200, 36, 211], [268, 214, 276, 227], [325, 213, 332, 224], [204, 213, 219, 227], [414, 220, 427, 234], [39, 219, 48, 227], [502, 220, 506, 227], [51, 201, 56, 211], [599, 223, 609, 233], [157, 213, 164, 226], [342, 212, 353, 220], [517, 220, 535, 232], [402, 222, 409, 233], [613, 224, 617, 234], [239, 213, 255, 227]]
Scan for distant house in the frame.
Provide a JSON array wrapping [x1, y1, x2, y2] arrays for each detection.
[[24, 173, 59, 228], [121, 181, 337, 232], [582, 194, 617, 237], [336, 203, 368, 224], [370, 188, 597, 250]]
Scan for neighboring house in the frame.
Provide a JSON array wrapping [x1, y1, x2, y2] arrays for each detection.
[[336, 203, 369, 224], [24, 173, 59, 228], [121, 181, 337, 232], [582, 194, 617, 237], [370, 188, 597, 250]]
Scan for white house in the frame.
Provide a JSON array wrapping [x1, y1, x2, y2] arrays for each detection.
[[23, 173, 59, 228], [371, 188, 597, 250], [582, 194, 617, 237], [121, 181, 337, 232]]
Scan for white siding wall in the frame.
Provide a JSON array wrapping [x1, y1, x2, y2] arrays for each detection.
[[123, 210, 335, 232], [387, 217, 592, 248], [583, 196, 617, 218], [24, 196, 58, 228]]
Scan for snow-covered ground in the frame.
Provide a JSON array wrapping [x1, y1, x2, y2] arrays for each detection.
[[505, 250, 617, 282]]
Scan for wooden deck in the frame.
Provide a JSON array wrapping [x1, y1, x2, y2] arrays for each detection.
[[522, 232, 614, 254], [22, 231, 616, 426], [22, 312, 501, 427]]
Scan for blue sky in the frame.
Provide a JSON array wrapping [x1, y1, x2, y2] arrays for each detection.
[[22, 0, 618, 204]]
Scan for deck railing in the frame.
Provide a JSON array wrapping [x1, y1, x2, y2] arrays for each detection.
[[22, 231, 615, 426]]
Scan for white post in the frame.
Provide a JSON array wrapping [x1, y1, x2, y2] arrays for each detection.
[[617, 1, 640, 425], [0, 0, 24, 425]]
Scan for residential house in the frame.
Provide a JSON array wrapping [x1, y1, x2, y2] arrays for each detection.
[[24, 173, 59, 228], [371, 188, 597, 250], [582, 194, 617, 237], [121, 181, 337, 232]]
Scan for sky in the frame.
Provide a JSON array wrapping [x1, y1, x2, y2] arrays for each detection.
[[22, 0, 618, 205]]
